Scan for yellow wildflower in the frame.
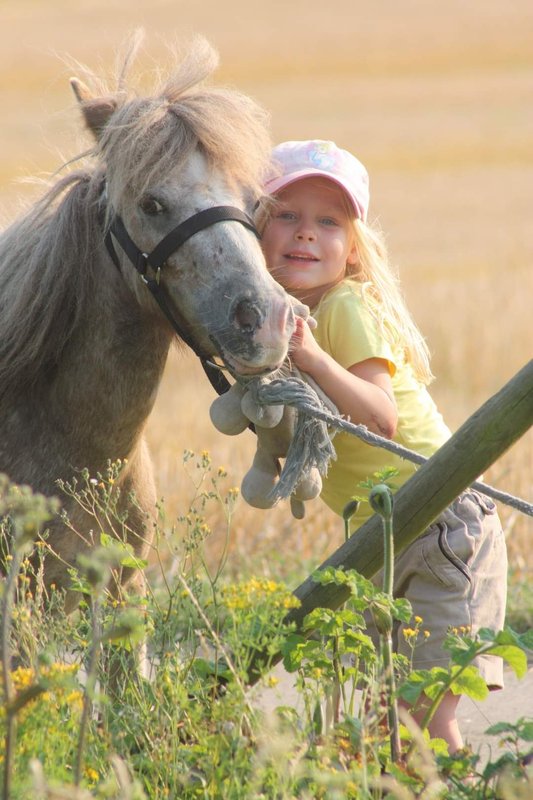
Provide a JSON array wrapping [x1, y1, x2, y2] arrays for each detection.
[[84, 767, 99, 783], [11, 667, 34, 690], [283, 596, 300, 610], [337, 737, 351, 751], [65, 690, 83, 707]]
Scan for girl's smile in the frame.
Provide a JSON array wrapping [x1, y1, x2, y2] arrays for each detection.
[[283, 249, 319, 263], [261, 176, 357, 307]]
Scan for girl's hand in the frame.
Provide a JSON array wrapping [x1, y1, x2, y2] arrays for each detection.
[[289, 316, 323, 373], [289, 316, 398, 439]]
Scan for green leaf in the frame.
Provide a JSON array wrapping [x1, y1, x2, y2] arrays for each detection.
[[517, 720, 533, 741], [482, 752, 518, 781], [485, 720, 519, 736], [517, 628, 533, 650], [280, 633, 310, 672], [391, 597, 412, 623], [488, 644, 527, 678], [313, 566, 347, 586], [344, 629, 375, 655], [336, 608, 366, 628], [100, 532, 148, 569], [479, 626, 533, 655], [487, 628, 520, 646], [448, 666, 489, 700], [190, 657, 231, 681], [419, 668, 455, 700], [426, 736, 450, 756], [303, 607, 335, 633], [487, 718, 533, 742], [445, 638, 480, 667], [397, 670, 434, 704]]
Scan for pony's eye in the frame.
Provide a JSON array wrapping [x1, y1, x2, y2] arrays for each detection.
[[139, 195, 165, 216]]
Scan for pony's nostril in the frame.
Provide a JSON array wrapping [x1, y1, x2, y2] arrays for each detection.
[[232, 298, 263, 335]]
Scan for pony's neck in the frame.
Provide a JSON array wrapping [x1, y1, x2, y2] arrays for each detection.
[[52, 265, 175, 468]]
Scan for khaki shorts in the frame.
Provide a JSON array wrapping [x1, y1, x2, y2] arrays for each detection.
[[367, 490, 507, 689]]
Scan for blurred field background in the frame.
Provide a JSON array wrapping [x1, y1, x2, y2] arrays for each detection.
[[1, 0, 531, 583]]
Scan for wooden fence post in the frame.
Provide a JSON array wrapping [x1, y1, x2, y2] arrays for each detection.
[[248, 359, 533, 683]]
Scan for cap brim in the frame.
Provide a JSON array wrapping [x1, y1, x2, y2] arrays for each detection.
[[264, 168, 366, 220]]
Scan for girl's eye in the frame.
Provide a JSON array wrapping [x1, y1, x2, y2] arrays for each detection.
[[277, 211, 297, 221], [320, 217, 338, 227], [139, 195, 166, 216]]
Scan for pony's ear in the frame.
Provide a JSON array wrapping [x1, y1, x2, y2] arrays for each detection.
[[70, 78, 118, 140]]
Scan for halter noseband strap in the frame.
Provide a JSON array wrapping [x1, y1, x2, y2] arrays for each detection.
[[103, 204, 260, 397]]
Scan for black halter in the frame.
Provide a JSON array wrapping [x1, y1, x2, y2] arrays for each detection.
[[104, 204, 260, 396]]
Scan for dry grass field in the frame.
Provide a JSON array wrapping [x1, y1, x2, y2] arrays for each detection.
[[1, 0, 531, 580]]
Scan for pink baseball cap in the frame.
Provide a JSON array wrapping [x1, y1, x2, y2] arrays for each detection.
[[264, 139, 370, 221]]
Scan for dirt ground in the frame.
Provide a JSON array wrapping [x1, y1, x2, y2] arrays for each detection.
[[456, 665, 533, 756], [253, 662, 533, 762]]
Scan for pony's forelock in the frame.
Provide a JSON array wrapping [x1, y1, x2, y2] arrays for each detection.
[[97, 37, 271, 203]]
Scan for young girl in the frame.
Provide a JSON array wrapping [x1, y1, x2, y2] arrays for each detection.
[[258, 139, 507, 753]]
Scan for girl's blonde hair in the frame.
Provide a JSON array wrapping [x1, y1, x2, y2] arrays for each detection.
[[348, 218, 434, 384], [256, 195, 434, 385]]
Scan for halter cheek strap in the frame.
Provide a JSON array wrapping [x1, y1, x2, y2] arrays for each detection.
[[103, 203, 260, 397]]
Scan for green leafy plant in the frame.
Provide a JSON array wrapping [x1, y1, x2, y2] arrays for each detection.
[[1, 459, 532, 799]]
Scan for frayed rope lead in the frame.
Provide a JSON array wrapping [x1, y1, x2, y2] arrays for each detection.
[[248, 376, 337, 502]]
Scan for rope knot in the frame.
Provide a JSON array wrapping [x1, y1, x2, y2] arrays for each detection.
[[249, 371, 337, 502]]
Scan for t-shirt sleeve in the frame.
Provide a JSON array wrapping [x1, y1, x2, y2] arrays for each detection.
[[314, 287, 397, 375]]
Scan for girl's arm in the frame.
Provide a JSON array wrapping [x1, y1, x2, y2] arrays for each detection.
[[289, 317, 398, 438]]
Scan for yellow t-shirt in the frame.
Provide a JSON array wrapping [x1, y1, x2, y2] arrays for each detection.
[[312, 281, 451, 528]]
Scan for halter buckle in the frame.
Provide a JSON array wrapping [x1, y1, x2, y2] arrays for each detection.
[[205, 358, 229, 372], [140, 261, 162, 287]]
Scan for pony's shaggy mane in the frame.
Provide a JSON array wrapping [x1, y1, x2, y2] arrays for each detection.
[[0, 170, 104, 402], [96, 35, 271, 204], [0, 35, 271, 402]]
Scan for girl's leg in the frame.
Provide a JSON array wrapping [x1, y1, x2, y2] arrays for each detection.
[[399, 690, 463, 753]]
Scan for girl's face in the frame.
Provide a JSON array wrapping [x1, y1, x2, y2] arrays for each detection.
[[261, 177, 358, 307]]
